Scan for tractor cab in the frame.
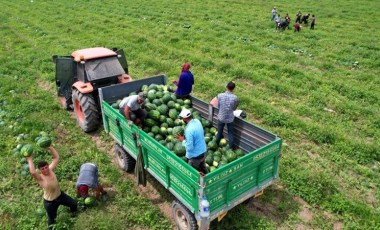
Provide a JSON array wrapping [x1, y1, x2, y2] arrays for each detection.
[[53, 47, 132, 132]]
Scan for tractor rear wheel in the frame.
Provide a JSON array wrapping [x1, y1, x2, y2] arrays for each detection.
[[114, 144, 136, 172], [72, 89, 100, 132], [172, 200, 198, 230]]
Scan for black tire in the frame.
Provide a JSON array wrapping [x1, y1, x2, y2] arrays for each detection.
[[114, 144, 136, 172], [72, 89, 100, 132], [172, 200, 198, 230]]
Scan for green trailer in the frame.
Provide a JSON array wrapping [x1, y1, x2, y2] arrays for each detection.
[[98, 75, 282, 230]]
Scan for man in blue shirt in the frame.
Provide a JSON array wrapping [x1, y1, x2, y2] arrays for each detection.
[[173, 63, 194, 99], [76, 163, 107, 199], [215, 81, 238, 149], [175, 108, 208, 175]]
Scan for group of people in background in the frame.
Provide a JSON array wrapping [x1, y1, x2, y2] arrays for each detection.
[[271, 7, 316, 32]]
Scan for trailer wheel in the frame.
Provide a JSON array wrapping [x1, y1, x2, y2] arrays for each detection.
[[114, 144, 135, 172], [172, 200, 198, 230], [72, 89, 100, 132]]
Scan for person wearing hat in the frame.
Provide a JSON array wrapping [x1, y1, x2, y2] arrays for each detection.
[[119, 92, 147, 125], [176, 108, 208, 175], [215, 81, 238, 149], [76, 163, 107, 199], [173, 63, 194, 99]]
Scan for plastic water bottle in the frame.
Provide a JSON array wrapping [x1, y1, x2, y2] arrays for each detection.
[[200, 195, 210, 218]]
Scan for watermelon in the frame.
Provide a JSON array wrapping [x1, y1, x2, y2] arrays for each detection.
[[144, 118, 157, 127], [159, 115, 166, 123], [167, 127, 173, 135], [165, 118, 174, 127], [184, 99, 192, 106], [226, 150, 237, 163], [170, 94, 176, 100], [172, 126, 184, 136], [21, 144, 33, 157], [205, 155, 213, 165], [151, 126, 160, 134], [162, 93, 171, 104], [166, 135, 174, 142], [174, 103, 182, 111], [207, 141, 218, 151], [219, 138, 228, 147], [144, 103, 157, 111], [152, 99, 162, 106], [167, 101, 176, 109], [176, 99, 184, 105], [157, 104, 169, 115], [159, 127, 168, 135], [147, 92, 156, 101], [219, 160, 228, 167], [84, 196, 96, 206], [168, 109, 179, 119], [141, 84, 149, 92], [209, 127, 217, 135], [166, 142, 174, 151], [111, 102, 119, 109], [161, 122, 169, 128], [148, 110, 160, 121], [174, 142, 186, 156], [235, 149, 245, 158], [174, 118, 183, 126], [37, 136, 52, 148], [159, 140, 166, 145], [148, 84, 158, 90]]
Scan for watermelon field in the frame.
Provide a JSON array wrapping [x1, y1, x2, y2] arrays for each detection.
[[0, 0, 379, 229]]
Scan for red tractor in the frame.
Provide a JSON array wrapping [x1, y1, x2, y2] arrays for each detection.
[[53, 47, 132, 132]]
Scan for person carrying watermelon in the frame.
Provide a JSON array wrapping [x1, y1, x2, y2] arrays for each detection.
[[175, 108, 208, 175], [119, 92, 147, 125], [76, 163, 107, 199], [215, 81, 238, 149], [26, 146, 77, 230], [173, 63, 194, 99]]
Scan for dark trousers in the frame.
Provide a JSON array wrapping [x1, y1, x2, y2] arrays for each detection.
[[310, 22, 315, 29], [43, 191, 77, 230], [188, 154, 209, 175], [216, 121, 234, 149]]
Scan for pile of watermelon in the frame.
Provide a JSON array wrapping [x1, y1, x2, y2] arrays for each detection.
[[110, 83, 246, 172]]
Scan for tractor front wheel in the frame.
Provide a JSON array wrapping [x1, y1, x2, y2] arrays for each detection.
[[72, 89, 100, 132]]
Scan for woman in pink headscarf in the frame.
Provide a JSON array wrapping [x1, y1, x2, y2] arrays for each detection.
[[173, 63, 194, 99]]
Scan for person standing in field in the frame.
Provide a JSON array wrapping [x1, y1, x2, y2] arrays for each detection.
[[271, 7, 277, 21], [295, 11, 302, 23], [76, 163, 107, 199], [215, 81, 238, 149], [285, 13, 291, 29], [310, 15, 316, 29], [26, 146, 77, 230], [176, 108, 208, 175], [275, 14, 282, 30], [173, 63, 194, 99]]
